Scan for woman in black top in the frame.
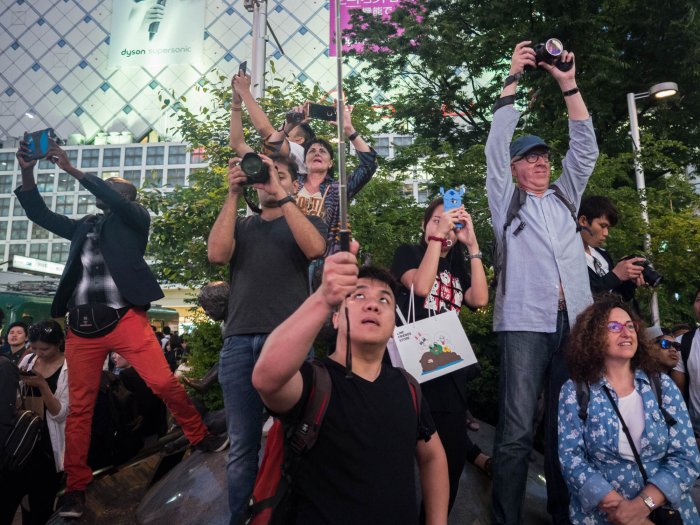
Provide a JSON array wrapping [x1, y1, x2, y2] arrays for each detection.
[[0, 320, 68, 525], [391, 197, 489, 515]]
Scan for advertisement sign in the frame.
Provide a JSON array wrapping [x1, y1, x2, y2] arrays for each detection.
[[108, 0, 205, 68], [329, 0, 402, 56]]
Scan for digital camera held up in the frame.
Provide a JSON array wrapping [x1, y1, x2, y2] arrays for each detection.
[[240, 152, 270, 185], [621, 255, 663, 287], [525, 38, 573, 72]]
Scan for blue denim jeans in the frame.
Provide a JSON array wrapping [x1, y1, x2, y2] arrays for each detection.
[[491, 311, 570, 525], [219, 334, 268, 525]]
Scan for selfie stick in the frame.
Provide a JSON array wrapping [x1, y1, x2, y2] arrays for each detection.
[[334, 0, 350, 253]]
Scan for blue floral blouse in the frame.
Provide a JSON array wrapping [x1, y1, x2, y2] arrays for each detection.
[[558, 370, 700, 524]]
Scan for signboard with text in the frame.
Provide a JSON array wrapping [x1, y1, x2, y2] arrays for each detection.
[[329, 0, 402, 57], [108, 0, 205, 68]]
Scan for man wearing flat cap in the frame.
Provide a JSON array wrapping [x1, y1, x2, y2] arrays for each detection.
[[485, 41, 599, 525]]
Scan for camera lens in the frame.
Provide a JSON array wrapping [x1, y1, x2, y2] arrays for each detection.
[[544, 38, 564, 57], [240, 152, 269, 185]]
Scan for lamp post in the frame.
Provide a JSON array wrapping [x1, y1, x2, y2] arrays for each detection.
[[626, 81, 678, 326], [244, 0, 268, 99]]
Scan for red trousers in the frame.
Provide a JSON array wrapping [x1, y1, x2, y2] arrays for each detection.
[[63, 308, 208, 491]]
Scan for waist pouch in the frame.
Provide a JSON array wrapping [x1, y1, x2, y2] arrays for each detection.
[[68, 304, 130, 338]]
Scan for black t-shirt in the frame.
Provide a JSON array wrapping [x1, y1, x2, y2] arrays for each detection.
[[391, 243, 473, 413], [285, 358, 436, 525], [224, 214, 327, 337]]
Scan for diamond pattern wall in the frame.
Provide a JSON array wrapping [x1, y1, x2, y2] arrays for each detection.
[[0, 0, 357, 144]]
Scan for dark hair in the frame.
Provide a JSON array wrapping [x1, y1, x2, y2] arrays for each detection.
[[418, 197, 446, 249], [567, 295, 658, 383], [6, 321, 28, 336], [163, 326, 171, 335], [295, 123, 316, 147], [105, 177, 137, 201], [269, 153, 299, 181], [28, 320, 64, 346], [578, 196, 619, 226], [695, 288, 700, 302], [671, 323, 692, 334], [303, 138, 335, 179], [358, 265, 398, 298]]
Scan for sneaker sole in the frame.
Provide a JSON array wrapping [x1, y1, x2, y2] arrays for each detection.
[[212, 437, 229, 452]]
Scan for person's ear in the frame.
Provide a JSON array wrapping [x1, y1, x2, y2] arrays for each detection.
[[578, 215, 589, 228], [332, 310, 340, 329]]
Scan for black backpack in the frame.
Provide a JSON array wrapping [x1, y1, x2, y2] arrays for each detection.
[[240, 361, 423, 525], [0, 410, 43, 473], [575, 373, 676, 427], [492, 183, 580, 293], [679, 328, 697, 402]]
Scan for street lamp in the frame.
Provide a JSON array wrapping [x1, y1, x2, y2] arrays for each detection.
[[626, 81, 679, 326]]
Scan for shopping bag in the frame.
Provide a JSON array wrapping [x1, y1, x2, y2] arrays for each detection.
[[387, 286, 477, 383]]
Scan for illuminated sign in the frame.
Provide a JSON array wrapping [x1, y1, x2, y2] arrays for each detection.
[[10, 256, 65, 277], [329, 0, 402, 57], [108, 0, 205, 68]]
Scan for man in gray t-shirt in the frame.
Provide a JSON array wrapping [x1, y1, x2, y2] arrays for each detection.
[[486, 41, 599, 525], [207, 152, 326, 523]]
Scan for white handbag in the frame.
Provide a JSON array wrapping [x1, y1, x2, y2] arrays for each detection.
[[387, 286, 477, 383]]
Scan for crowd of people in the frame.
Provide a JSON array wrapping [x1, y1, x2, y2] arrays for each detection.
[[0, 39, 699, 525]]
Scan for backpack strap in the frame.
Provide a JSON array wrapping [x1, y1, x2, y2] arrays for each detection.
[[288, 360, 332, 456], [681, 329, 695, 376], [495, 188, 527, 294], [549, 184, 581, 233], [395, 368, 431, 438], [575, 381, 590, 422]]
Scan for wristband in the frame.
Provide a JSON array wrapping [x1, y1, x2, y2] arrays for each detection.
[[347, 131, 360, 141], [503, 73, 521, 88], [562, 87, 580, 97], [464, 252, 483, 260], [428, 236, 452, 249], [276, 195, 296, 207], [493, 95, 516, 113]]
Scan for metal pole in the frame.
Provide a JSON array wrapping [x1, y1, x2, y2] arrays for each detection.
[[627, 92, 660, 325], [250, 0, 268, 100], [334, 0, 349, 252]]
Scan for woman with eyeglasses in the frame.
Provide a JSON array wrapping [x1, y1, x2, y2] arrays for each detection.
[[558, 296, 700, 524], [0, 320, 68, 525]]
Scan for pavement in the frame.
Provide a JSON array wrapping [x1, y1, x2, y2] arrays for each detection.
[[20, 420, 551, 524]]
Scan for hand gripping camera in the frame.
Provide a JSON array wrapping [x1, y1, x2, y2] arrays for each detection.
[[240, 152, 270, 185], [525, 38, 573, 72]]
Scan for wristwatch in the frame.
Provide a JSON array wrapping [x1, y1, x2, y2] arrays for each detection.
[[639, 491, 656, 511], [276, 195, 295, 207]]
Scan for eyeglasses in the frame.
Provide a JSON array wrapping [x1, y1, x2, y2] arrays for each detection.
[[658, 339, 680, 350], [606, 321, 639, 333], [515, 151, 550, 164]]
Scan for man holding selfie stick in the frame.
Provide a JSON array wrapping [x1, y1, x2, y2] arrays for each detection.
[[207, 145, 326, 521], [14, 140, 228, 519], [486, 40, 599, 525]]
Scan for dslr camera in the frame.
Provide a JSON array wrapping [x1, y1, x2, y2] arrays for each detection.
[[240, 152, 269, 185], [525, 38, 573, 72], [621, 255, 663, 287]]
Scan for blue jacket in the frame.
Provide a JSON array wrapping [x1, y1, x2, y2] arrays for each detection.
[[15, 173, 163, 316], [558, 370, 700, 524]]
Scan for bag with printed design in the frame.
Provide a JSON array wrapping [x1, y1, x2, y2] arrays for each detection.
[[387, 286, 477, 383]]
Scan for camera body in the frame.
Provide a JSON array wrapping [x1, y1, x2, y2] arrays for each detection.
[[285, 111, 305, 124], [621, 255, 663, 287], [240, 152, 270, 185], [525, 38, 573, 72], [22, 128, 58, 161]]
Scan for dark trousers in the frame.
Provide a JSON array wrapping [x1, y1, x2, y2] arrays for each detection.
[[544, 332, 572, 525], [0, 356, 18, 447], [0, 446, 62, 525]]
